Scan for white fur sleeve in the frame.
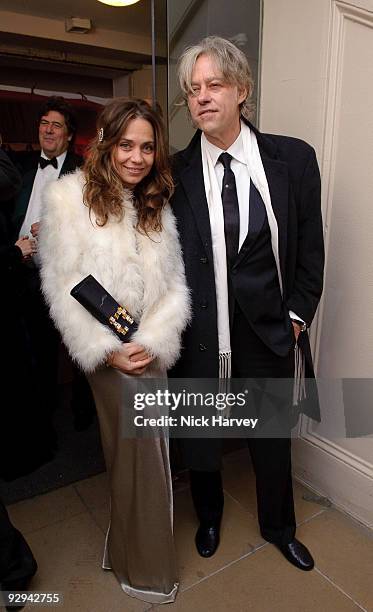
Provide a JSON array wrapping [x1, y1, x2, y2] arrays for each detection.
[[38, 176, 122, 372], [132, 205, 191, 370]]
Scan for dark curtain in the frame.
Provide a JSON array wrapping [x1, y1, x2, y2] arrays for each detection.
[[0, 90, 103, 165]]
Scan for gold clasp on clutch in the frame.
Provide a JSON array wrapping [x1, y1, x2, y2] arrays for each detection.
[[109, 316, 129, 336], [113, 306, 134, 325]]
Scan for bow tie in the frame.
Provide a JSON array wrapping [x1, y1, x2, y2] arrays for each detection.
[[39, 156, 58, 170]]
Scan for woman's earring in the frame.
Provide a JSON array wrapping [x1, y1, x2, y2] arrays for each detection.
[[98, 128, 104, 143]]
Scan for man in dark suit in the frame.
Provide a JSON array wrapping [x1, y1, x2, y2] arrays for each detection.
[[0, 141, 56, 480], [13, 95, 82, 242], [0, 148, 37, 611], [170, 37, 324, 571], [12, 96, 92, 430]]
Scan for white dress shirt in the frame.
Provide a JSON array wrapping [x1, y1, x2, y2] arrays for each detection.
[[202, 132, 303, 326], [19, 150, 67, 239], [203, 131, 250, 250]]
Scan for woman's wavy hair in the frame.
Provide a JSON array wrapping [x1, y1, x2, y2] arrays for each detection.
[[83, 98, 173, 232], [178, 36, 255, 120]]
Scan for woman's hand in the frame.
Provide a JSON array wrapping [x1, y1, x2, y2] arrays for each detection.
[[107, 342, 154, 375], [15, 235, 37, 259]]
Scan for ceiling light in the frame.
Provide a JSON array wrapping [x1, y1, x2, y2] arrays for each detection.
[[97, 0, 141, 6]]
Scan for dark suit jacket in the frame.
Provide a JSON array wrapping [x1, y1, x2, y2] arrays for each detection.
[[169, 120, 324, 383], [12, 150, 83, 237], [0, 150, 56, 480], [0, 150, 24, 279]]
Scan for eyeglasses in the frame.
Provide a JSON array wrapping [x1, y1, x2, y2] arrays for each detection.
[[40, 119, 66, 130]]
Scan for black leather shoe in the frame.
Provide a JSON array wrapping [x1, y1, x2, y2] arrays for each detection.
[[195, 523, 220, 558], [276, 538, 314, 571]]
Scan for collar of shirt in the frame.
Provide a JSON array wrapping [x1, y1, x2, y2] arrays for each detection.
[[40, 149, 68, 170], [201, 130, 247, 168]]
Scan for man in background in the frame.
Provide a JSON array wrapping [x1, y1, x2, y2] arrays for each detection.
[[12, 96, 94, 434], [13, 95, 82, 237]]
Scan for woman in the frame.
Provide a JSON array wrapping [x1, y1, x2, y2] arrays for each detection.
[[38, 99, 190, 604]]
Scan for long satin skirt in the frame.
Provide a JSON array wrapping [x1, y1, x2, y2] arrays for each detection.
[[87, 367, 178, 604]]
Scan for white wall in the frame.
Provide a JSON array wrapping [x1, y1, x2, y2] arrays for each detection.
[[260, 0, 373, 526]]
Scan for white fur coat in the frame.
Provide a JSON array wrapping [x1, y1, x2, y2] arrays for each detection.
[[39, 170, 190, 373]]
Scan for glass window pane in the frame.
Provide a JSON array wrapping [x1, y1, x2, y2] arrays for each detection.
[[167, 0, 262, 152]]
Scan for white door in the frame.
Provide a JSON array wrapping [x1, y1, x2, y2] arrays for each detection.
[[260, 0, 373, 527]]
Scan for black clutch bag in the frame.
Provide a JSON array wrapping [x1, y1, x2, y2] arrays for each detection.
[[70, 275, 138, 342]]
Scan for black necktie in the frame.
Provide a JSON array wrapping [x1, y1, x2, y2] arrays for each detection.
[[39, 156, 58, 170], [219, 152, 239, 266]]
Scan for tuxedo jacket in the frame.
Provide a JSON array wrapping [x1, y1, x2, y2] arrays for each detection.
[[12, 150, 83, 237], [169, 120, 324, 381], [0, 150, 25, 291]]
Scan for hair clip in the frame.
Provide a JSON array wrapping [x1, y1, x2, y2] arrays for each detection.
[[98, 127, 104, 142]]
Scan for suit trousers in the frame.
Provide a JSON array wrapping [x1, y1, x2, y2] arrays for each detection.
[[190, 305, 296, 545], [22, 265, 60, 406]]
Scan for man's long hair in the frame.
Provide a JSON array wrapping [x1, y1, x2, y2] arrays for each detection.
[[178, 36, 255, 120], [83, 98, 173, 233]]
